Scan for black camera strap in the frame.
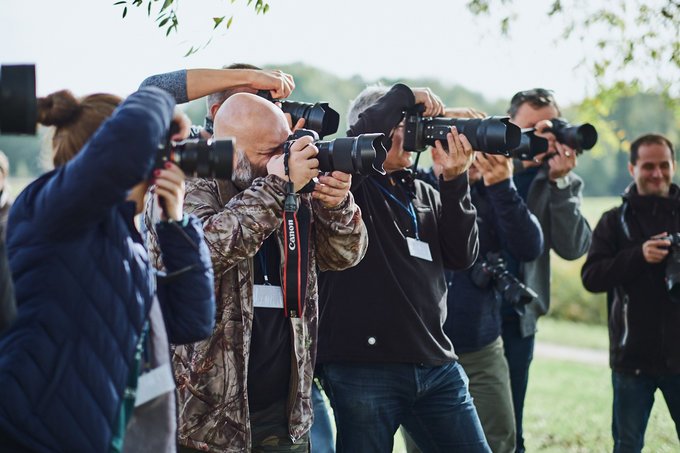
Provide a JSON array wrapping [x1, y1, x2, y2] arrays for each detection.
[[282, 150, 311, 318]]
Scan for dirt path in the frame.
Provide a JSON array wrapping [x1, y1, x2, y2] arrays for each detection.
[[534, 341, 608, 366]]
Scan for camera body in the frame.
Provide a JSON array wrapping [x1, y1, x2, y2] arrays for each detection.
[[659, 232, 680, 303], [156, 137, 234, 180], [284, 129, 387, 176], [402, 105, 521, 154], [470, 252, 537, 308], [0, 64, 37, 135]]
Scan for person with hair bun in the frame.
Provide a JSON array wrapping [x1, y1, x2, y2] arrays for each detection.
[[0, 86, 215, 453]]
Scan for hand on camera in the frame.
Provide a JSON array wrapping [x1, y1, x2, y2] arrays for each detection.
[[433, 126, 474, 181], [171, 108, 192, 142], [473, 152, 513, 186], [643, 232, 671, 264], [532, 119, 577, 178], [154, 162, 186, 221], [249, 69, 295, 99], [267, 135, 319, 192], [412, 87, 445, 117], [313, 171, 352, 208]]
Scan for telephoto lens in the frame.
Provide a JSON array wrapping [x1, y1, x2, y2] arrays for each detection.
[[0, 64, 37, 135], [156, 138, 234, 180], [403, 106, 521, 154], [548, 118, 598, 150]]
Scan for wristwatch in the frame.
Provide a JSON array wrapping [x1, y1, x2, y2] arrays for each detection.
[[553, 176, 570, 189]]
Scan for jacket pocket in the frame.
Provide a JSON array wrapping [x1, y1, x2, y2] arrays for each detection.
[[36, 340, 74, 416]]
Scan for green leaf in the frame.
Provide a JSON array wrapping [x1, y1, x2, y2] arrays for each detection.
[[213, 16, 225, 29], [147, 1, 151, 15], [263, 4, 269, 14], [159, 17, 169, 27], [122, 6, 128, 18], [113, 1, 126, 6], [160, 0, 173, 12], [227, 16, 233, 28], [184, 46, 195, 57]]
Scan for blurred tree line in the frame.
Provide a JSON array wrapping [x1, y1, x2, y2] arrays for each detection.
[[3, 62, 680, 199]]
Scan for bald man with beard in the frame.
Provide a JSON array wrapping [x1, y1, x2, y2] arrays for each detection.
[[144, 93, 368, 453]]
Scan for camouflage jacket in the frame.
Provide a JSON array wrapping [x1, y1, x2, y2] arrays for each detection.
[[145, 174, 367, 452]]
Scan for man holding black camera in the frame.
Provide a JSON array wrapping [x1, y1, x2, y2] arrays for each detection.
[[503, 88, 592, 452], [582, 133, 680, 452], [316, 84, 490, 452], [144, 93, 368, 452]]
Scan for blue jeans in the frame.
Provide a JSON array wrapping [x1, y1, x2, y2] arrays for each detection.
[[320, 361, 491, 453], [311, 379, 335, 453], [612, 371, 680, 453], [501, 315, 534, 453]]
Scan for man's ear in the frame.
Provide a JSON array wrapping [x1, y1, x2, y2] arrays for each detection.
[[209, 103, 221, 123], [628, 162, 635, 179]]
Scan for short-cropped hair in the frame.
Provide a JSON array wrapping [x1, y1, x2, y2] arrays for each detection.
[[629, 133, 675, 165], [508, 88, 561, 119], [346, 84, 389, 127], [206, 63, 262, 117]]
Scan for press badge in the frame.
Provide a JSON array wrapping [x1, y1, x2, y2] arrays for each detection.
[[407, 237, 432, 261], [253, 284, 284, 309], [134, 362, 175, 407]]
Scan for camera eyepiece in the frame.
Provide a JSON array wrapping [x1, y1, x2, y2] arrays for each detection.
[[508, 130, 549, 161]]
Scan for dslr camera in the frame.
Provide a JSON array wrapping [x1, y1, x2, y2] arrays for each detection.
[[403, 104, 521, 154], [156, 124, 234, 179], [257, 90, 340, 139], [470, 252, 537, 310], [659, 232, 680, 303], [284, 129, 387, 178], [506, 119, 598, 161], [0, 64, 37, 135]]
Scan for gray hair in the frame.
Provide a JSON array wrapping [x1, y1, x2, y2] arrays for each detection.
[[346, 84, 389, 127]]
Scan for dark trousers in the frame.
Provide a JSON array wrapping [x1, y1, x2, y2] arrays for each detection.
[[501, 315, 535, 453]]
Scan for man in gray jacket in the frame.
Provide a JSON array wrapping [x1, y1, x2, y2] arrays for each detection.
[[502, 89, 592, 452]]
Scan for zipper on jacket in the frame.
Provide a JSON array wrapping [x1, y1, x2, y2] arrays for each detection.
[[619, 295, 630, 348], [290, 435, 297, 443]]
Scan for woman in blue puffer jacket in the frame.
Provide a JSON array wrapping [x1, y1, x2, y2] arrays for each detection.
[[0, 86, 215, 452]]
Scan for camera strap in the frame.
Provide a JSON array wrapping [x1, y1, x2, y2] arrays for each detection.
[[282, 150, 311, 318]]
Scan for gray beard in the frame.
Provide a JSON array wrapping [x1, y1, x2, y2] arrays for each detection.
[[232, 149, 254, 190]]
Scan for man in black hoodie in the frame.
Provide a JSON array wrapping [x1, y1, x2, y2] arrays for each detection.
[[582, 133, 680, 453], [317, 84, 490, 452]]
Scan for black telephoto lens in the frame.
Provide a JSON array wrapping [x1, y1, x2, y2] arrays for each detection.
[[316, 133, 387, 175], [549, 118, 598, 150], [0, 64, 37, 135], [282, 101, 340, 139], [157, 138, 234, 179]]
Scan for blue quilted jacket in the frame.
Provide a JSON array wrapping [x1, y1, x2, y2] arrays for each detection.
[[0, 87, 215, 452]]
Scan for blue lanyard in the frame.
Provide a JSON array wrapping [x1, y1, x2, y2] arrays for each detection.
[[256, 244, 271, 285], [369, 177, 419, 239]]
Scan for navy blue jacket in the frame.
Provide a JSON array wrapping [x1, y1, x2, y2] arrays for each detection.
[[0, 87, 215, 452], [420, 169, 543, 353]]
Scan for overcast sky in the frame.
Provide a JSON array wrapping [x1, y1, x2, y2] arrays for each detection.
[[1, 0, 600, 105]]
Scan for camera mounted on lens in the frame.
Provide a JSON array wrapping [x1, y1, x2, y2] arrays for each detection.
[[470, 252, 537, 314], [257, 90, 340, 139], [402, 104, 522, 155]]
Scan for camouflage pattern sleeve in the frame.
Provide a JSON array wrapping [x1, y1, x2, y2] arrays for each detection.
[[311, 191, 368, 272], [183, 175, 287, 276]]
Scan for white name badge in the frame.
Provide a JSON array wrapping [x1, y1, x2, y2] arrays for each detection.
[[407, 237, 433, 261], [134, 362, 175, 407], [253, 284, 284, 309]]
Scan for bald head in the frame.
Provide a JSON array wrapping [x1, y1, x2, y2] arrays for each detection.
[[214, 93, 291, 178]]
